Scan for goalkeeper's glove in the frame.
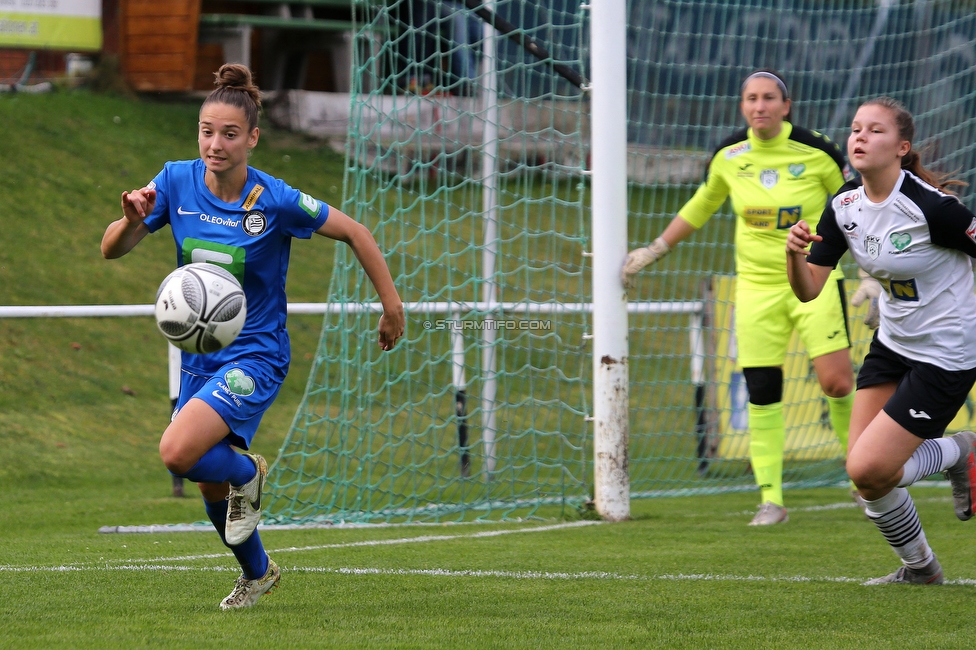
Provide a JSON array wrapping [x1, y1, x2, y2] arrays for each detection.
[[850, 268, 881, 330], [621, 237, 671, 289]]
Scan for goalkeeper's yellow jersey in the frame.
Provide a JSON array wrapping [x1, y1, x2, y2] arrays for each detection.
[[680, 122, 847, 285]]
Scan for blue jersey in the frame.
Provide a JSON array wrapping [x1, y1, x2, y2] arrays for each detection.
[[143, 159, 329, 379]]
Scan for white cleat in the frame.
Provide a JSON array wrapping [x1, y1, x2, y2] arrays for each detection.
[[225, 453, 267, 546], [220, 557, 280, 610]]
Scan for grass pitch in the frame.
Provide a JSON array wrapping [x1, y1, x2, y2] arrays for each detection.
[[1, 89, 974, 649]]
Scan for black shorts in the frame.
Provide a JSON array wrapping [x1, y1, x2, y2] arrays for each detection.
[[857, 335, 976, 439]]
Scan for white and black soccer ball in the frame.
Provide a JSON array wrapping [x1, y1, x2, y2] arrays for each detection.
[[154, 263, 247, 354]]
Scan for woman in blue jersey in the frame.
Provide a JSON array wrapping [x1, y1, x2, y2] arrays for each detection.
[[101, 63, 405, 609], [788, 96, 976, 585], [622, 69, 864, 526]]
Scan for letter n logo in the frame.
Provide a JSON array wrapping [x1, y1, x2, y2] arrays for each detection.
[[890, 279, 919, 302]]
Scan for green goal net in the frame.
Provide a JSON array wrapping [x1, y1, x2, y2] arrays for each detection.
[[264, 0, 976, 524]]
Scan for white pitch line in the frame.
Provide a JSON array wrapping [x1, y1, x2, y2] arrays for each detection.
[[5, 562, 976, 586], [1, 520, 604, 570]]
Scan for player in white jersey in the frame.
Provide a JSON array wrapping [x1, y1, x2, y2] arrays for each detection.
[[787, 96, 976, 585], [101, 64, 405, 608]]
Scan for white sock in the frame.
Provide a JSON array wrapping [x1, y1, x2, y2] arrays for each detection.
[[897, 437, 961, 487], [863, 487, 933, 569]]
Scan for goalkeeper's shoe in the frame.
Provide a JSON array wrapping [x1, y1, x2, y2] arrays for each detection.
[[862, 557, 943, 586], [220, 557, 280, 610], [225, 453, 267, 546], [945, 430, 976, 521], [748, 501, 788, 526]]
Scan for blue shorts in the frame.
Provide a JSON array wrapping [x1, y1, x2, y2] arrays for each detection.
[[174, 359, 283, 450]]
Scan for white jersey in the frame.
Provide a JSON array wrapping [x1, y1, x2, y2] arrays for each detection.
[[809, 170, 976, 370]]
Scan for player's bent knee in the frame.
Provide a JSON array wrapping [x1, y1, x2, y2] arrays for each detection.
[[846, 456, 893, 492], [819, 375, 854, 398], [159, 438, 196, 476]]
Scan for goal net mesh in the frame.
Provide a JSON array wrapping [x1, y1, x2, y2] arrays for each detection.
[[264, 0, 976, 524]]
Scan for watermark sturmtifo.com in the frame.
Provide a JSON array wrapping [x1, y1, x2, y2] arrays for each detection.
[[423, 319, 552, 331]]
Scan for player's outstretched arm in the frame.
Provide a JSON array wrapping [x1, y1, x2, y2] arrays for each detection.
[[316, 208, 404, 351], [621, 215, 696, 289], [101, 188, 156, 259], [786, 220, 832, 302]]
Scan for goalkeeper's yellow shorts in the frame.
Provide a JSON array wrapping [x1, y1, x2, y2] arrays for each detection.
[[734, 276, 850, 368]]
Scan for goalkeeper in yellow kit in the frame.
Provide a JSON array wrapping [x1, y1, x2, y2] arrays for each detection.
[[622, 69, 878, 525]]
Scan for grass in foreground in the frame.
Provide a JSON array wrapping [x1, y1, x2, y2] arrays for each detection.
[[3, 485, 976, 649]]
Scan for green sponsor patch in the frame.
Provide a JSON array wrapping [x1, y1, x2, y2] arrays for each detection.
[[224, 369, 255, 396], [182, 238, 246, 285], [890, 232, 911, 250], [299, 193, 320, 218]]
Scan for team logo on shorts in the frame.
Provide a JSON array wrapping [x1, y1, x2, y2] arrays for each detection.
[[242, 210, 267, 236], [224, 368, 256, 396], [760, 169, 779, 189], [864, 234, 882, 259]]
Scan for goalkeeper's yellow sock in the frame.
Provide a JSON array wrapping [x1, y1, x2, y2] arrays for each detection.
[[748, 402, 785, 507], [826, 392, 853, 453], [826, 392, 855, 491]]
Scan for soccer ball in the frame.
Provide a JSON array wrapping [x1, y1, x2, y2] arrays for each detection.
[[154, 263, 247, 354]]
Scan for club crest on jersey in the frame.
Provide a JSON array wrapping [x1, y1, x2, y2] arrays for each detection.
[[242, 210, 267, 236], [788, 163, 805, 178], [967, 217, 976, 244], [760, 169, 779, 189], [864, 234, 882, 259]]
